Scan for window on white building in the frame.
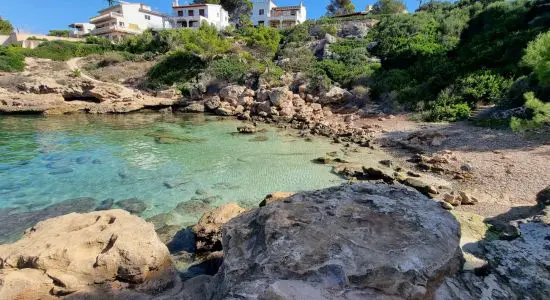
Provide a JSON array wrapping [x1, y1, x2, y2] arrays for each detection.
[[119, 22, 124, 26], [259, 9, 265, 15], [144, 15, 151, 20], [188, 10, 194, 16], [178, 10, 183, 17], [199, 9, 205, 16], [258, 21, 265, 26]]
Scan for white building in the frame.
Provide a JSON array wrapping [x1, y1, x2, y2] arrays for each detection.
[[251, 0, 306, 29], [68, 23, 95, 38], [169, 1, 230, 30], [88, 1, 169, 41]]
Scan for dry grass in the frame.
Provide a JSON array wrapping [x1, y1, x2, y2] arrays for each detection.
[[84, 59, 156, 86]]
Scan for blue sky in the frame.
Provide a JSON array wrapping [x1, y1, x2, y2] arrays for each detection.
[[2, 0, 423, 34]]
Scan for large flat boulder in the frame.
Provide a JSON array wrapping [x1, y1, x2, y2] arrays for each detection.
[[0, 209, 177, 298], [213, 183, 462, 299]]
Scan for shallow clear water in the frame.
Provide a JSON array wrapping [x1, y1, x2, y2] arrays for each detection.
[[0, 113, 345, 230]]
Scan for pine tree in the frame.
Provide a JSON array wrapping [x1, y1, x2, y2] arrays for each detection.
[[326, 0, 356, 16]]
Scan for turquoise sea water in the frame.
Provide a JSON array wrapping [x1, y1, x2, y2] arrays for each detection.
[[0, 113, 345, 237]]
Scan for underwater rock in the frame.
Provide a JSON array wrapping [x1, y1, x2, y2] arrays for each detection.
[[164, 179, 191, 189], [95, 198, 114, 211], [0, 197, 97, 244], [249, 135, 269, 142], [115, 198, 148, 215], [48, 167, 74, 175]]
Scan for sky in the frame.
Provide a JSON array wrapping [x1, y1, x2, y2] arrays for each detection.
[[1, 0, 423, 34]]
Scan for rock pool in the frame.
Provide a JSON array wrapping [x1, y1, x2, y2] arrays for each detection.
[[0, 113, 350, 243]]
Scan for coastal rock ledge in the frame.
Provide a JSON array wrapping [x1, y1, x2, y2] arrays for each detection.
[[0, 184, 462, 299], [0, 209, 177, 299]]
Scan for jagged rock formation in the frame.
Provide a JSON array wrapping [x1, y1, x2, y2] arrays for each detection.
[[194, 183, 463, 299]]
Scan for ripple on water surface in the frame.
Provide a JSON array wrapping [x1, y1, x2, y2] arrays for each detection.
[[0, 113, 344, 242]]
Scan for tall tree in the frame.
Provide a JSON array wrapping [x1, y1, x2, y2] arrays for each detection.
[[372, 0, 407, 14], [0, 17, 13, 34], [326, 0, 356, 16]]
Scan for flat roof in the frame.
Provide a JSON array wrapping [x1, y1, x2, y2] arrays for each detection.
[[172, 3, 218, 9]]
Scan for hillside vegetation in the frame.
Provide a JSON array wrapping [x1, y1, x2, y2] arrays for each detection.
[[0, 0, 548, 129]]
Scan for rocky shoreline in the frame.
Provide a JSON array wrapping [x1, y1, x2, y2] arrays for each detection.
[[1, 183, 549, 299]]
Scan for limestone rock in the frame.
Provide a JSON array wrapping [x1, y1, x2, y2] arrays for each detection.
[[215, 183, 462, 299], [204, 96, 222, 111], [0, 210, 176, 298], [237, 124, 257, 134], [320, 86, 352, 104], [268, 86, 291, 108], [259, 192, 295, 207], [192, 203, 246, 253], [219, 85, 246, 104], [181, 103, 205, 113]]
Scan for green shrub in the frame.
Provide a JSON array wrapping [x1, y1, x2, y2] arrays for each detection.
[[208, 55, 250, 83], [282, 23, 312, 44], [238, 26, 281, 57], [0, 47, 25, 72], [15, 40, 111, 61], [522, 31, 550, 88], [510, 92, 550, 131], [96, 51, 126, 67], [147, 51, 206, 89], [120, 24, 231, 58], [421, 103, 471, 122], [307, 68, 331, 94], [278, 46, 315, 73], [259, 62, 285, 87], [455, 71, 512, 105]]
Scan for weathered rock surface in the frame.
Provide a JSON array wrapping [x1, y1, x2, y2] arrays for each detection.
[[209, 183, 462, 299], [0, 210, 177, 298], [192, 203, 246, 253], [259, 191, 295, 207], [0, 76, 178, 114]]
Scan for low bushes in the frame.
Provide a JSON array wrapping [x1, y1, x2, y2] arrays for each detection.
[[15, 40, 112, 61], [510, 92, 550, 131], [146, 50, 206, 89], [0, 47, 25, 72]]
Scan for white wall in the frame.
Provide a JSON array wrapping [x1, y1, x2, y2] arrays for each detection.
[[251, 0, 276, 26], [122, 3, 165, 31], [171, 4, 229, 30]]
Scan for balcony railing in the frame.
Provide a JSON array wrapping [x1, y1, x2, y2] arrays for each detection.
[[91, 25, 142, 35], [269, 13, 301, 20], [90, 12, 124, 24]]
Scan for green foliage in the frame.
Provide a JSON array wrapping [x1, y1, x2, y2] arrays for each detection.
[[278, 46, 315, 73], [71, 68, 82, 77], [238, 26, 281, 57], [372, 0, 407, 14], [421, 103, 471, 122], [372, 12, 448, 64], [522, 31, 550, 87], [47, 30, 71, 37], [146, 51, 206, 89], [120, 24, 231, 58], [454, 71, 512, 105], [0, 18, 13, 35], [0, 47, 25, 72], [207, 55, 250, 83], [511, 92, 550, 131], [15, 40, 111, 61], [326, 0, 356, 16]]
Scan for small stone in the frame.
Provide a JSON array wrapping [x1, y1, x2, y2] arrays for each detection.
[[536, 186, 550, 207], [237, 124, 257, 134], [443, 193, 461, 206], [460, 163, 474, 172], [440, 201, 453, 210], [459, 191, 478, 205], [379, 160, 393, 167]]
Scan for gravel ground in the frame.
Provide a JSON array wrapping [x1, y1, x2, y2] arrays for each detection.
[[354, 115, 550, 217]]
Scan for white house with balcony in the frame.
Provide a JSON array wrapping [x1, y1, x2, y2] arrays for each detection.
[[68, 23, 95, 38], [169, 1, 230, 30], [88, 1, 168, 41], [251, 0, 306, 29]]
